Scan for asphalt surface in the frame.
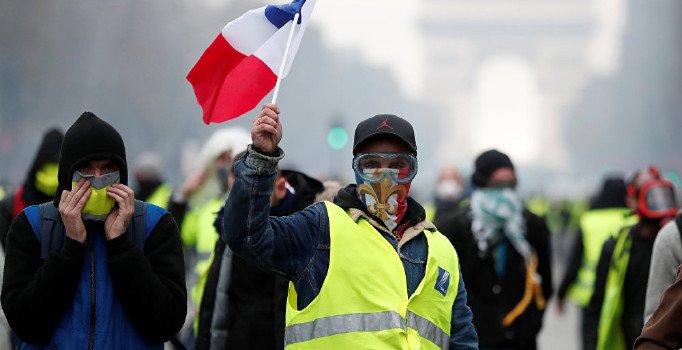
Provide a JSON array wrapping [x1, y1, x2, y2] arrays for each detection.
[[538, 300, 580, 350]]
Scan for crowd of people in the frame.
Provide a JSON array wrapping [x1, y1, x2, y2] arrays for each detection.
[[0, 106, 680, 349]]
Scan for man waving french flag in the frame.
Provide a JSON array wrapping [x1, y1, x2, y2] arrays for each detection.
[[187, 0, 316, 124]]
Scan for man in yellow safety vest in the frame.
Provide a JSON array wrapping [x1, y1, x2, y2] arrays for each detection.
[[221, 103, 478, 349]]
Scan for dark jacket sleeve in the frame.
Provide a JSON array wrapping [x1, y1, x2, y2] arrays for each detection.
[[584, 238, 616, 350], [1, 212, 85, 344], [107, 214, 187, 342], [0, 197, 13, 250], [222, 147, 325, 279], [450, 265, 479, 349], [167, 197, 188, 229], [195, 240, 227, 350], [558, 229, 584, 300]]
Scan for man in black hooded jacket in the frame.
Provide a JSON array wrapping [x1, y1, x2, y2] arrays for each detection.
[[1, 112, 186, 349]]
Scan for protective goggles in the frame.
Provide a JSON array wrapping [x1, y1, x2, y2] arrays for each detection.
[[635, 180, 678, 219], [352, 153, 418, 184]]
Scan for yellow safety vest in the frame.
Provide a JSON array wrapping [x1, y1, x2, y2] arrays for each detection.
[[181, 197, 224, 306], [567, 208, 634, 306], [285, 201, 459, 349], [145, 183, 173, 209], [527, 196, 550, 219], [596, 225, 634, 350]]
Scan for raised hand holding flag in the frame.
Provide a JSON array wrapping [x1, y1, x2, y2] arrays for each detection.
[[187, 0, 316, 124]]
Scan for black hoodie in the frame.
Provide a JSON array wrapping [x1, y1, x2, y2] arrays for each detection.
[[1, 112, 186, 345], [0, 128, 63, 248], [23, 128, 64, 205], [54, 112, 128, 206]]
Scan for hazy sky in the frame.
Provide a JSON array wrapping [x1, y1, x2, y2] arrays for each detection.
[[311, 0, 425, 99], [310, 0, 627, 99], [202, 0, 626, 105]]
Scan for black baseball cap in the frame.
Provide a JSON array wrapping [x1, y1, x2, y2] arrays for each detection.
[[352, 114, 417, 155]]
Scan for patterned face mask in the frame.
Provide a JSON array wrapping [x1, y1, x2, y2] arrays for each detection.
[[72, 171, 120, 221], [470, 188, 531, 264], [355, 168, 411, 232]]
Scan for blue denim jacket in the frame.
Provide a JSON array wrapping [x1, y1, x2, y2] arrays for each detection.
[[222, 147, 479, 349]]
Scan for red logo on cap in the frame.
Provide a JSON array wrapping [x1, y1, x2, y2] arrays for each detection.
[[377, 117, 393, 130]]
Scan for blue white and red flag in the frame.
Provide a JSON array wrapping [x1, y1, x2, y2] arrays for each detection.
[[187, 0, 316, 124]]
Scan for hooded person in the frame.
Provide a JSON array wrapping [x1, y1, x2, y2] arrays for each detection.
[[1, 112, 186, 349], [220, 103, 479, 349], [168, 127, 250, 346], [171, 128, 252, 214], [0, 128, 63, 249], [169, 128, 250, 248], [133, 151, 173, 209], [0, 128, 63, 349], [435, 149, 554, 350]]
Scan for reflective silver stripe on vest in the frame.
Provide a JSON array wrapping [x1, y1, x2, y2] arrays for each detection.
[[285, 310, 403, 345], [285, 310, 449, 349], [407, 311, 450, 349]]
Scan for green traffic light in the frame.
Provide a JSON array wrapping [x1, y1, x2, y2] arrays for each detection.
[[327, 126, 348, 150]]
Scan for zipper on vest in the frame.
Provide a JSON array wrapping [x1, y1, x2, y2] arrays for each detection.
[[394, 222, 410, 255], [88, 237, 96, 350]]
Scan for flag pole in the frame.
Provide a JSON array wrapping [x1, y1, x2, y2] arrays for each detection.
[[271, 12, 300, 104]]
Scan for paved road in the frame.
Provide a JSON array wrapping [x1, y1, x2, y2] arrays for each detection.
[[538, 300, 580, 350], [539, 239, 581, 350]]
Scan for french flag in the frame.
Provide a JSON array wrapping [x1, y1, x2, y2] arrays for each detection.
[[187, 0, 316, 124]]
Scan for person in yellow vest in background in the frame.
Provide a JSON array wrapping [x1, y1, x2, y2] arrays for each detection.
[[222, 104, 478, 349], [585, 167, 678, 350], [556, 175, 633, 349], [526, 194, 550, 221], [168, 127, 250, 345], [132, 151, 173, 209]]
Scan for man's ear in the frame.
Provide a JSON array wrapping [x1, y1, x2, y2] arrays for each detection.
[[273, 177, 288, 201]]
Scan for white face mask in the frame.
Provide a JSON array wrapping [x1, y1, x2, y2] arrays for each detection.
[[436, 179, 463, 200]]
